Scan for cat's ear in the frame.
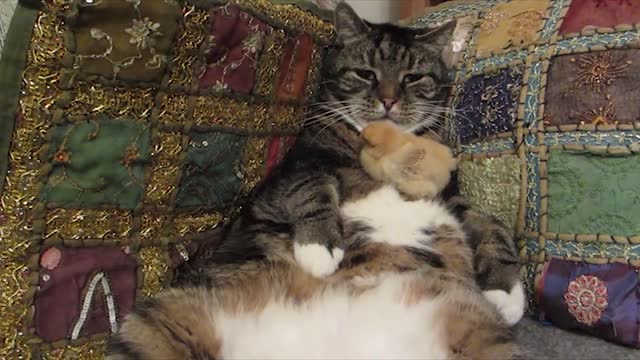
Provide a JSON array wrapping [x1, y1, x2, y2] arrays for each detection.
[[334, 2, 368, 45], [416, 17, 473, 69]]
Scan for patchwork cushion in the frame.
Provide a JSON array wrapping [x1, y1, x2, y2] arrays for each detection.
[[413, 0, 640, 348], [0, 0, 330, 356]]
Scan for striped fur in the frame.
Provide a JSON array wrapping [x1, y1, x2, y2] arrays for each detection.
[[109, 3, 525, 358]]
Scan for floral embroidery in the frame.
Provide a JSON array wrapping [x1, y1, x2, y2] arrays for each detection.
[[570, 52, 631, 94], [73, 0, 176, 79], [564, 275, 608, 326], [125, 18, 162, 49], [54, 148, 71, 164]]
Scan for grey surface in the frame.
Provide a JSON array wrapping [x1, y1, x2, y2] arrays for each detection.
[[516, 317, 639, 359]]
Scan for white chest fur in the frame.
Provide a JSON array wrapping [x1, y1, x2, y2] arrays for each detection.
[[341, 185, 460, 248]]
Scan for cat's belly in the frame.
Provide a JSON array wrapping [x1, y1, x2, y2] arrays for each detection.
[[214, 274, 449, 360], [340, 185, 460, 247]]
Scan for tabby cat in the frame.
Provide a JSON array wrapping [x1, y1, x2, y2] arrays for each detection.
[[107, 3, 525, 359]]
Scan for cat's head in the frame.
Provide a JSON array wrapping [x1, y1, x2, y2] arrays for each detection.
[[317, 2, 458, 133]]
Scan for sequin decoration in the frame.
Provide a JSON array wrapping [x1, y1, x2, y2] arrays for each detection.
[[455, 65, 524, 143], [139, 246, 169, 297], [459, 155, 522, 232]]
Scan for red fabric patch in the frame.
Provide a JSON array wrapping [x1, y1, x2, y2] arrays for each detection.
[[34, 246, 137, 342], [199, 5, 272, 93], [276, 33, 315, 101], [264, 136, 296, 177], [560, 0, 640, 35]]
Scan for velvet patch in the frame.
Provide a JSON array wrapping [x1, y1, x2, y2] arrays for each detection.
[[560, 0, 640, 35], [41, 119, 150, 209], [34, 246, 137, 342], [475, 0, 549, 57], [199, 4, 273, 93], [70, 0, 180, 83], [547, 150, 640, 237], [536, 257, 640, 347], [459, 155, 521, 232], [544, 50, 640, 126], [175, 131, 246, 208], [455, 65, 523, 143]]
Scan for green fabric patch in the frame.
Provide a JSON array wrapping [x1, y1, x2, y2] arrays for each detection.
[[0, 4, 38, 197], [41, 119, 150, 209], [547, 150, 640, 237], [459, 155, 522, 232], [175, 131, 246, 208]]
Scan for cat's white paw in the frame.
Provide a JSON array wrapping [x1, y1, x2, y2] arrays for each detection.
[[293, 243, 344, 278], [483, 282, 525, 326]]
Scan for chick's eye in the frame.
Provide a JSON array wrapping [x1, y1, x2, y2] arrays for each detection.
[[354, 69, 376, 81], [403, 73, 425, 84]]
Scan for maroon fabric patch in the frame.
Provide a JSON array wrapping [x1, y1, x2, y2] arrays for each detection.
[[560, 0, 640, 35], [276, 34, 314, 101], [264, 135, 296, 177], [34, 246, 137, 342], [199, 4, 272, 93]]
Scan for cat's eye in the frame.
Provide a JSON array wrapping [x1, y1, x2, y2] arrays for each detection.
[[354, 69, 377, 81], [403, 73, 425, 84]]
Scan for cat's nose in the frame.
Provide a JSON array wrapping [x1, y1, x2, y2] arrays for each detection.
[[380, 98, 397, 111]]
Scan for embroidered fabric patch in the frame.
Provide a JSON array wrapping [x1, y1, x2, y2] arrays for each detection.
[[458, 155, 522, 232], [456, 65, 524, 143], [475, 0, 549, 57], [547, 150, 640, 237], [175, 131, 246, 208], [68, 0, 180, 83], [34, 246, 137, 342], [536, 258, 640, 347], [41, 119, 150, 209], [545, 50, 640, 126], [276, 33, 315, 101], [199, 4, 273, 93], [560, 0, 640, 35]]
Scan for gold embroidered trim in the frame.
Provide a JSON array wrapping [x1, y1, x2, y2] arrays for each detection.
[[167, 5, 210, 91], [63, 84, 155, 122], [138, 246, 170, 298], [45, 209, 133, 245], [254, 29, 286, 97], [174, 212, 224, 237], [241, 137, 268, 194], [145, 132, 183, 206], [139, 214, 171, 243], [41, 339, 106, 359], [0, 4, 69, 355]]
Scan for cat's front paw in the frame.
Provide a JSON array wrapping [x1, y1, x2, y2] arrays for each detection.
[[294, 243, 344, 278], [483, 282, 526, 326]]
